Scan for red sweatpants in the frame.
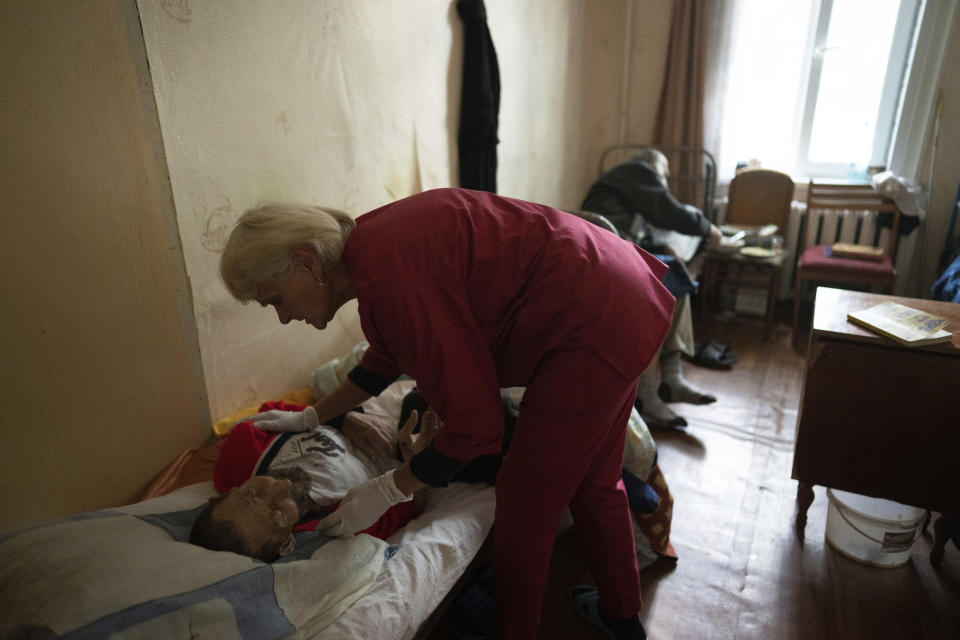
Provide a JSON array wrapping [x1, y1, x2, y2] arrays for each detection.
[[494, 344, 642, 638]]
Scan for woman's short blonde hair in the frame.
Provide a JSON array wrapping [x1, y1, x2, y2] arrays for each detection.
[[220, 203, 356, 301]]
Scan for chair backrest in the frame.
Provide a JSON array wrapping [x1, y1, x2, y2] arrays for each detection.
[[725, 168, 795, 230], [804, 181, 901, 257], [563, 209, 620, 235]]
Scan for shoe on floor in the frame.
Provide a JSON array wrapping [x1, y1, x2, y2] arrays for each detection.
[[567, 585, 647, 640], [446, 562, 496, 637], [686, 341, 736, 369]]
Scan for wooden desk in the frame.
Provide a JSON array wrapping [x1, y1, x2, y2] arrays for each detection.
[[792, 288, 960, 559]]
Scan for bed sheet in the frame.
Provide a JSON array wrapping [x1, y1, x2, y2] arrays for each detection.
[[321, 482, 495, 639], [0, 480, 494, 640], [0, 373, 495, 640]]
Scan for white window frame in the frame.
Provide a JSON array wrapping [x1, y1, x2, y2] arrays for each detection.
[[794, 0, 921, 179], [888, 0, 956, 183]]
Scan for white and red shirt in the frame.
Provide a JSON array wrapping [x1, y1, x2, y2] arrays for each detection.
[[215, 401, 415, 538]]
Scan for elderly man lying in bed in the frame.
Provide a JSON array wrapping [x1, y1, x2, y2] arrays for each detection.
[[190, 400, 444, 562], [192, 384, 661, 564], [191, 387, 514, 562]]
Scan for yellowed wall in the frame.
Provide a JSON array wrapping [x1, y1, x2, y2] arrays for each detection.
[[0, 0, 209, 529], [921, 7, 960, 295], [136, 0, 460, 422], [489, 0, 586, 206], [578, 0, 673, 198], [135, 0, 654, 423]]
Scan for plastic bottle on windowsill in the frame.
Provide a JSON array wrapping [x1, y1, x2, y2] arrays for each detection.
[[847, 162, 868, 183]]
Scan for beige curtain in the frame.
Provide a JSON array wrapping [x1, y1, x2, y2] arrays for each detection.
[[654, 0, 709, 207]]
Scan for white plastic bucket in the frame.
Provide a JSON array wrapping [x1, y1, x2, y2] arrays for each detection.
[[825, 489, 926, 568]]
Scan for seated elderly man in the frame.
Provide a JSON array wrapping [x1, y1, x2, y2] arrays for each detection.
[[190, 400, 439, 562], [582, 148, 725, 429]]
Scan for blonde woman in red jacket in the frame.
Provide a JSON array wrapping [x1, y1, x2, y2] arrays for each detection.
[[220, 188, 674, 639]]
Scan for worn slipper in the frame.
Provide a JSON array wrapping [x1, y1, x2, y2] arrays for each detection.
[[568, 586, 647, 640], [687, 341, 736, 370]]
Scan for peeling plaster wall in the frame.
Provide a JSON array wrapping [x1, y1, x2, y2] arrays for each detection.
[[138, 0, 463, 420], [137, 0, 612, 422]]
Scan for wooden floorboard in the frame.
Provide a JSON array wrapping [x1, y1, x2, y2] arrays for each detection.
[[430, 312, 960, 639]]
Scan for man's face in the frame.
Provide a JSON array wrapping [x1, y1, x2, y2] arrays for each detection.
[[266, 466, 315, 513], [212, 474, 302, 559]]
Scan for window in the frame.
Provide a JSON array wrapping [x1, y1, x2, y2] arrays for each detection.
[[709, 0, 922, 181], [797, 0, 920, 177]]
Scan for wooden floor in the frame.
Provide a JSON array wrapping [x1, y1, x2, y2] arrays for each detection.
[[430, 310, 960, 639]]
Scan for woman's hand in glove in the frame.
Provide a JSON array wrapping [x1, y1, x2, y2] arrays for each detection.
[[237, 406, 319, 432], [315, 469, 412, 537]]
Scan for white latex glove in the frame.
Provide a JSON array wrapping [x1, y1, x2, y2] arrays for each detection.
[[238, 406, 319, 432], [315, 469, 412, 537]]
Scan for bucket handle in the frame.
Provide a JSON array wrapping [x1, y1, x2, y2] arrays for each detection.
[[835, 502, 926, 547]]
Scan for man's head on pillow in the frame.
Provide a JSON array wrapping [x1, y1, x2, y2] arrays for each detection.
[[191, 466, 314, 562]]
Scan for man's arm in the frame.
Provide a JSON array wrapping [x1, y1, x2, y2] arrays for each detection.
[[312, 378, 372, 424], [392, 461, 428, 497], [398, 409, 442, 462], [707, 223, 723, 249], [237, 377, 375, 435], [340, 410, 395, 460]]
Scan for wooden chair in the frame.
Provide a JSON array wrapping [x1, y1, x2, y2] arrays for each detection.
[[726, 168, 795, 229], [699, 169, 794, 339], [791, 182, 901, 347]]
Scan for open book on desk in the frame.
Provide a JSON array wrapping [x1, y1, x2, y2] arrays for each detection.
[[847, 301, 953, 347]]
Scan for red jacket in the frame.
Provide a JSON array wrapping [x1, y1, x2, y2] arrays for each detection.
[[342, 188, 674, 477]]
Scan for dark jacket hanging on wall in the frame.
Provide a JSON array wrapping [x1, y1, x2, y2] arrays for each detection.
[[457, 0, 500, 193]]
